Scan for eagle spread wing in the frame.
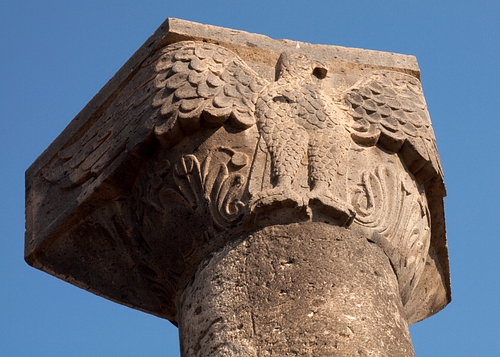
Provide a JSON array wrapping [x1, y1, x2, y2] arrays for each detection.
[[152, 41, 268, 143], [43, 41, 268, 188], [42, 55, 159, 189], [344, 71, 443, 184]]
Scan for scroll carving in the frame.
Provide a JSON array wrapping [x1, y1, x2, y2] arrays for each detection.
[[170, 151, 248, 230], [351, 165, 432, 304], [138, 148, 249, 232]]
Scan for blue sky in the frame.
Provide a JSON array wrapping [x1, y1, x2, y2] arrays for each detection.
[[1, 1, 499, 356]]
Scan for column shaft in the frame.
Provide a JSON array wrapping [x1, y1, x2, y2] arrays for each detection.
[[179, 222, 414, 356]]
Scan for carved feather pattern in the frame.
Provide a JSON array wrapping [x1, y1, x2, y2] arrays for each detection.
[[152, 41, 268, 143], [42, 41, 268, 189], [42, 57, 159, 188], [344, 71, 443, 183]]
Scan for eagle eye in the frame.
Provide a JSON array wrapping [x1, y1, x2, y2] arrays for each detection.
[[313, 67, 328, 79]]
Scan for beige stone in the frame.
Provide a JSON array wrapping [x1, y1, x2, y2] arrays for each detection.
[[180, 223, 415, 356], [25, 18, 450, 356]]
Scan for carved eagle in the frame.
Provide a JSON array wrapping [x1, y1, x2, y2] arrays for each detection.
[[43, 40, 442, 225]]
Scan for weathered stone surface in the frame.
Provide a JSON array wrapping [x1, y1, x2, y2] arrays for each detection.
[[180, 223, 414, 356], [25, 18, 450, 355]]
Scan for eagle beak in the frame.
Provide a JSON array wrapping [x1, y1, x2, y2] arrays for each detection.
[[313, 61, 328, 79]]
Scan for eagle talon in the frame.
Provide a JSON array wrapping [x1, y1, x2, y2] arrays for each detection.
[[250, 187, 304, 212], [305, 187, 356, 227]]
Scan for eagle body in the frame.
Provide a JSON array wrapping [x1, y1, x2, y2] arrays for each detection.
[[253, 52, 354, 223]]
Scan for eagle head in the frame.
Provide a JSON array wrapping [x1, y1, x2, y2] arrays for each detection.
[[276, 51, 328, 81]]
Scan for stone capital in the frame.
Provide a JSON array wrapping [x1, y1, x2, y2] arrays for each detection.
[[25, 18, 450, 355]]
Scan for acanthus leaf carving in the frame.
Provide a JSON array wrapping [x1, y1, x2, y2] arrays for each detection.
[[167, 149, 248, 231], [351, 165, 431, 305]]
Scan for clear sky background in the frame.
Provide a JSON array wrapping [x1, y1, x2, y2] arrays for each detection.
[[1, 1, 499, 356]]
